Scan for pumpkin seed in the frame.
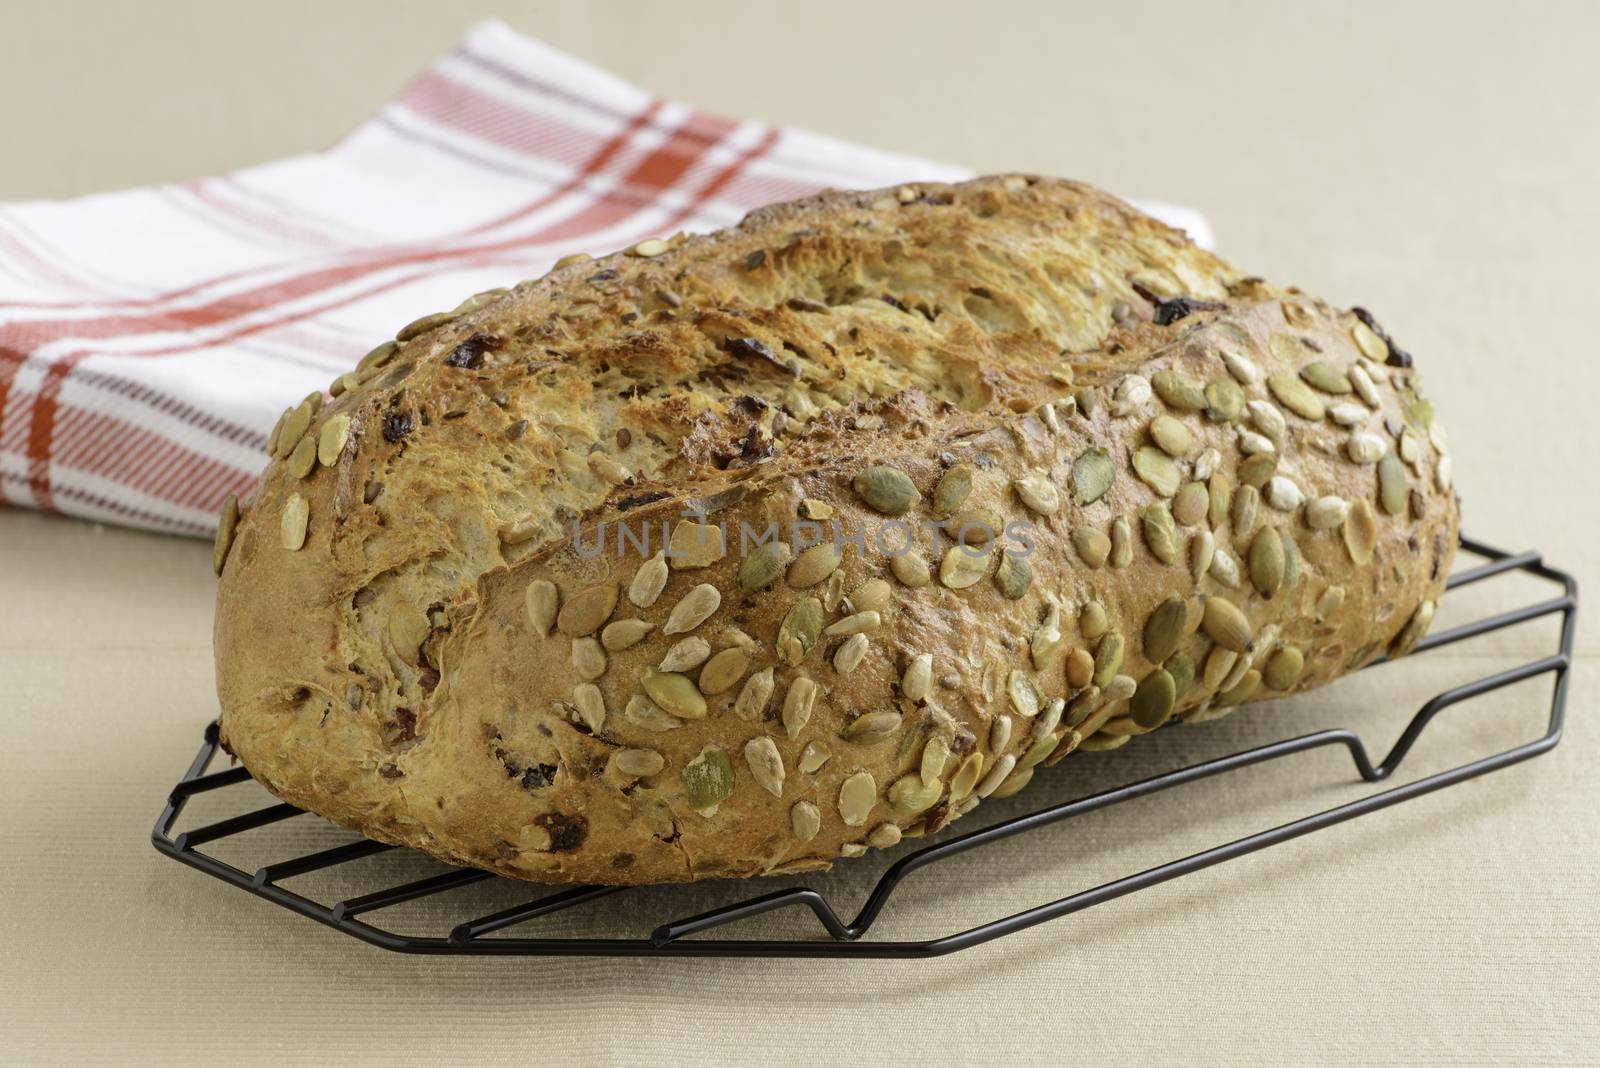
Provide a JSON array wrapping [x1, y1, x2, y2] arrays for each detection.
[[642, 670, 706, 719], [783, 675, 817, 737], [1221, 349, 1261, 385], [843, 711, 902, 741], [734, 667, 775, 721], [357, 339, 397, 373], [799, 742, 831, 774], [1166, 651, 1196, 699], [1351, 319, 1388, 361], [1152, 368, 1207, 410], [1343, 498, 1378, 564], [889, 774, 942, 813], [838, 771, 878, 826], [1110, 516, 1133, 569], [524, 580, 559, 638], [738, 541, 792, 591], [791, 801, 821, 841], [1105, 673, 1137, 703], [1263, 646, 1305, 690], [395, 310, 456, 342], [1066, 686, 1100, 727], [1018, 733, 1060, 770], [917, 734, 951, 788], [664, 583, 721, 636], [1031, 608, 1062, 672], [1202, 596, 1252, 652], [668, 519, 726, 569], [317, 413, 351, 467], [1209, 546, 1242, 588], [948, 753, 985, 801], [1071, 527, 1111, 568], [744, 736, 786, 797], [990, 714, 1013, 752], [1143, 597, 1188, 663], [1209, 470, 1234, 527], [1264, 476, 1304, 511], [1378, 453, 1408, 515], [890, 549, 932, 587], [943, 507, 1003, 547], [628, 551, 669, 608], [932, 463, 974, 516], [1267, 373, 1326, 420], [1349, 362, 1381, 407], [281, 493, 309, 550], [1247, 399, 1288, 443], [1092, 630, 1125, 689], [572, 683, 607, 733], [1346, 432, 1385, 465], [974, 755, 1017, 798], [903, 653, 934, 702], [286, 434, 318, 479], [1239, 452, 1278, 489], [1329, 401, 1367, 427], [787, 542, 841, 588], [600, 618, 651, 651], [1007, 670, 1042, 718], [854, 465, 920, 515], [1071, 447, 1114, 505], [1215, 669, 1262, 708], [1190, 528, 1216, 581], [1306, 496, 1350, 530], [850, 579, 892, 613], [608, 748, 663, 779], [1080, 601, 1109, 639], [630, 237, 671, 257], [1248, 526, 1285, 596], [940, 545, 991, 588], [1130, 669, 1177, 729], [1231, 483, 1260, 535], [994, 551, 1033, 599], [1301, 362, 1352, 394], [1203, 646, 1238, 690], [212, 495, 239, 576], [1132, 446, 1181, 497], [682, 746, 735, 809], [572, 637, 607, 680], [1142, 503, 1179, 563], [700, 647, 749, 694], [825, 610, 880, 637], [777, 597, 823, 664], [1280, 531, 1301, 591], [1392, 599, 1436, 657], [833, 633, 870, 674], [868, 824, 902, 849], [274, 400, 313, 459], [1014, 474, 1060, 515], [1237, 429, 1276, 457], [558, 584, 618, 637], [1204, 377, 1245, 422], [1066, 647, 1095, 689], [1150, 415, 1195, 457], [1173, 481, 1208, 527]]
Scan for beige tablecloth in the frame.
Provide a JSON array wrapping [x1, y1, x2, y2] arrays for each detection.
[[2, 2, 1596, 1064]]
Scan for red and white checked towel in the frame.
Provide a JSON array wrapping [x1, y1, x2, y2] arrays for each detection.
[[0, 21, 1210, 538]]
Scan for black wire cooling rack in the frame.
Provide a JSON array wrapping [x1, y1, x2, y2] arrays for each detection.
[[152, 536, 1577, 958]]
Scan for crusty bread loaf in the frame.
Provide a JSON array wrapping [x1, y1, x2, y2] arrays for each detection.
[[213, 176, 1458, 884]]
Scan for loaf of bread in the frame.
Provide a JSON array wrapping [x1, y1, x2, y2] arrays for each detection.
[[213, 176, 1458, 885]]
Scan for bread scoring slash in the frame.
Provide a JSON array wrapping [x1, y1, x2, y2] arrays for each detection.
[[212, 176, 1458, 884]]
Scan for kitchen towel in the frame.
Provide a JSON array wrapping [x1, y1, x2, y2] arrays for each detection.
[[0, 20, 1211, 537]]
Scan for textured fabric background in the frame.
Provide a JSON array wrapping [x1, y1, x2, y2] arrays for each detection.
[[1, 2, 1596, 1065]]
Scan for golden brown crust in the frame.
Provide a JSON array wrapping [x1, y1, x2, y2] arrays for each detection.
[[213, 176, 1458, 884]]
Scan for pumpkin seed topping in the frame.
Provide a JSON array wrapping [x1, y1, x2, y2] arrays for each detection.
[[943, 507, 1003, 546], [1080, 601, 1109, 640], [1173, 481, 1208, 527], [1329, 401, 1368, 427], [1237, 429, 1276, 457], [1152, 368, 1207, 411], [838, 771, 878, 826], [526, 580, 559, 638], [850, 578, 892, 613], [1263, 646, 1305, 690], [558, 584, 618, 637], [612, 748, 665, 778], [1205, 377, 1245, 423], [1215, 669, 1262, 708], [975, 755, 1018, 799], [1202, 596, 1253, 652], [1066, 647, 1095, 690], [1092, 631, 1125, 689], [286, 434, 318, 479], [932, 463, 974, 516], [1231, 483, 1260, 534], [1132, 446, 1181, 497], [1015, 474, 1061, 515], [1239, 452, 1277, 489], [1150, 415, 1195, 457], [1130, 670, 1177, 729], [1071, 447, 1115, 505], [1008, 670, 1043, 719], [1190, 528, 1216, 581], [1209, 470, 1234, 528], [1267, 373, 1326, 420], [212, 495, 239, 576], [1142, 503, 1179, 563], [891, 549, 932, 587], [1314, 585, 1346, 622], [1203, 647, 1239, 690], [317, 413, 351, 467], [571, 637, 607, 680], [682, 746, 734, 809], [777, 597, 823, 664], [1264, 476, 1304, 512], [1221, 349, 1261, 385], [854, 465, 920, 515], [1143, 597, 1188, 663], [940, 545, 991, 588], [1110, 516, 1133, 569], [825, 610, 881, 637], [1167, 651, 1197, 700], [903, 653, 933, 702], [601, 618, 653, 651], [1378, 452, 1408, 515], [1248, 526, 1285, 596], [395, 310, 456, 342], [995, 551, 1033, 599], [868, 823, 903, 849], [1349, 362, 1381, 407], [738, 541, 792, 592], [1301, 362, 1352, 394], [643, 670, 707, 719], [949, 753, 985, 801], [700, 647, 750, 694], [281, 493, 309, 551], [1351, 320, 1388, 361], [1305, 495, 1350, 530], [990, 714, 1013, 752], [1347, 432, 1386, 464], [890, 774, 942, 813], [1343, 498, 1378, 564], [1071, 527, 1111, 569], [786, 542, 841, 588], [790, 801, 821, 841]]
